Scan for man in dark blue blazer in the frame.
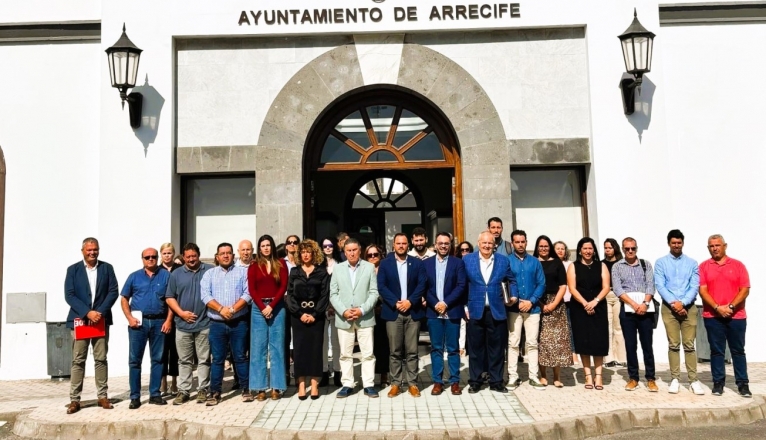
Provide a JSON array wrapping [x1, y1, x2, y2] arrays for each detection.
[[64, 237, 119, 414], [424, 232, 467, 395], [463, 231, 518, 393], [377, 233, 427, 397]]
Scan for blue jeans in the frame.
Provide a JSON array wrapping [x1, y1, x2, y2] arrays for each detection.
[[704, 317, 748, 384], [209, 318, 250, 394], [427, 318, 461, 384], [619, 307, 656, 381], [128, 318, 165, 399], [249, 303, 286, 392]]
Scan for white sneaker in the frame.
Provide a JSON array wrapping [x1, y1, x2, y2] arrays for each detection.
[[690, 381, 705, 395], [668, 378, 680, 394]]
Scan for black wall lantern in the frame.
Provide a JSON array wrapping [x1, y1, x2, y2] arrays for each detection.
[[618, 9, 655, 115], [106, 24, 143, 128]]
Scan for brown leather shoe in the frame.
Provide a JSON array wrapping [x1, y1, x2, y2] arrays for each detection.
[[255, 391, 267, 401], [408, 385, 421, 397], [387, 385, 401, 398], [66, 401, 81, 414], [431, 383, 444, 396], [625, 379, 639, 391], [450, 383, 462, 395], [97, 397, 114, 409], [647, 380, 659, 392], [271, 390, 282, 400]]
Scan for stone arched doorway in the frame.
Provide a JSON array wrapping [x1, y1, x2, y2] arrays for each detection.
[[257, 40, 507, 242]]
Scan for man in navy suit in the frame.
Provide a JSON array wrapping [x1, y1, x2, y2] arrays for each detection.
[[378, 233, 427, 398], [463, 231, 518, 393], [64, 237, 119, 414], [424, 232, 467, 395]]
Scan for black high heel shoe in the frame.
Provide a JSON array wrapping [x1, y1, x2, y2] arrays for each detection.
[[298, 394, 308, 401], [310, 393, 320, 400]]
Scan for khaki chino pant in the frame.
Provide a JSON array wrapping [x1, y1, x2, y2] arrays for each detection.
[[507, 312, 540, 380], [70, 329, 109, 401], [605, 292, 626, 363], [338, 323, 375, 388], [661, 303, 698, 382]]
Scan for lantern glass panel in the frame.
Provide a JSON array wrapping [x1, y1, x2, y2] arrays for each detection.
[[107, 53, 116, 87], [127, 52, 140, 87], [112, 51, 129, 85], [621, 38, 635, 72], [647, 38, 653, 71], [634, 36, 649, 71]]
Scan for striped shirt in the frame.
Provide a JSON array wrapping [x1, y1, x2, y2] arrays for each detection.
[[611, 259, 655, 296], [200, 264, 252, 321]]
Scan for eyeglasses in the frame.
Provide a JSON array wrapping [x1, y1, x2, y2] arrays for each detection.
[[366, 253, 380, 258], [286, 240, 299, 245], [143, 255, 158, 260], [460, 248, 471, 253], [436, 242, 451, 247], [322, 244, 334, 248], [624, 247, 637, 252]]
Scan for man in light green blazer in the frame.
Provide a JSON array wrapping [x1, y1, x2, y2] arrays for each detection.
[[330, 238, 380, 398]]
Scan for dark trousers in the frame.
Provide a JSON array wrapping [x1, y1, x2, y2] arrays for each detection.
[[467, 308, 507, 387], [704, 317, 748, 384], [427, 318, 461, 384], [209, 318, 249, 394], [619, 307, 656, 381], [386, 314, 420, 387], [128, 318, 165, 399]]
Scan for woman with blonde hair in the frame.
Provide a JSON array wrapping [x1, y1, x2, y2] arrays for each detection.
[[159, 243, 182, 396], [285, 239, 329, 400], [248, 235, 289, 401]]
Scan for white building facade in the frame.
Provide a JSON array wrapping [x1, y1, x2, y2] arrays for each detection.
[[0, 0, 763, 380]]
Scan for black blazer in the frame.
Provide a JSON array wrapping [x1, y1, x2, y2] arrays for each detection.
[[285, 265, 330, 319], [64, 261, 120, 329]]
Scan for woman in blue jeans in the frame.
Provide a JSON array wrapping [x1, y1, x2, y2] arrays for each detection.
[[248, 235, 289, 401]]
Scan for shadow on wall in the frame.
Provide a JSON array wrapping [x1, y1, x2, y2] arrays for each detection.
[[625, 74, 655, 143], [131, 75, 165, 156]]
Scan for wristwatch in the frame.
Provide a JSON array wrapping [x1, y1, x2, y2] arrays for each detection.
[[643, 301, 651, 307], [728, 304, 735, 310]]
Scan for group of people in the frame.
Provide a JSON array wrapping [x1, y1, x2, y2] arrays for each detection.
[[63, 218, 751, 415]]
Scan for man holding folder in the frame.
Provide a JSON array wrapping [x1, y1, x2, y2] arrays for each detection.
[[64, 237, 119, 414]]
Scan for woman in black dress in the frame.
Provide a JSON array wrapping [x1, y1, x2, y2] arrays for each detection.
[[566, 237, 610, 390], [365, 243, 391, 388], [285, 239, 329, 400]]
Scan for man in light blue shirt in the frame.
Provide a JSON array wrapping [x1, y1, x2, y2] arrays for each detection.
[[654, 229, 703, 395], [506, 230, 546, 390]]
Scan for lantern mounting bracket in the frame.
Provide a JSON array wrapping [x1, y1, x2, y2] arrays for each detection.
[[127, 92, 143, 129]]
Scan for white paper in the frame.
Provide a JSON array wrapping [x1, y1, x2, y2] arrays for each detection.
[[131, 310, 143, 326], [623, 292, 655, 313]]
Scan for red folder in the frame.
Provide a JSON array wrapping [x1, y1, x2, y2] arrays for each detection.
[[74, 318, 106, 340]]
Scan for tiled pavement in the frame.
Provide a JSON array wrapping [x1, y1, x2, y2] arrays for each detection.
[[4, 347, 766, 439]]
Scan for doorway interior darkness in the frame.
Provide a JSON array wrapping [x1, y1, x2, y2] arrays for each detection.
[[304, 87, 462, 248]]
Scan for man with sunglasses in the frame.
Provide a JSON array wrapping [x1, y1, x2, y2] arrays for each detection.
[[611, 237, 657, 392], [424, 232, 467, 395], [120, 248, 173, 408]]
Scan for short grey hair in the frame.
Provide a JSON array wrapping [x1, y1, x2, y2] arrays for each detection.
[[82, 237, 99, 248], [708, 234, 725, 243], [344, 237, 360, 249]]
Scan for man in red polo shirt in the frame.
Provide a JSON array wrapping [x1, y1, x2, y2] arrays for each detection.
[[698, 234, 751, 398]]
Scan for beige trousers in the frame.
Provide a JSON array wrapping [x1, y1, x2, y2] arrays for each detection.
[[338, 324, 376, 388], [70, 329, 109, 401], [507, 312, 540, 380], [605, 292, 626, 363]]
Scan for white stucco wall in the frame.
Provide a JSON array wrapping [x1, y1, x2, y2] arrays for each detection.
[[0, 41, 101, 379]]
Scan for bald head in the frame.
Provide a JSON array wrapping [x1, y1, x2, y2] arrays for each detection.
[[477, 231, 495, 258], [238, 240, 254, 265], [141, 248, 159, 271]]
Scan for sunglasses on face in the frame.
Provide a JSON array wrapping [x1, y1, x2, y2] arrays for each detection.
[[322, 244, 334, 248], [366, 253, 380, 258], [143, 255, 158, 260], [624, 247, 637, 252], [460, 248, 470, 253], [287, 240, 299, 245]]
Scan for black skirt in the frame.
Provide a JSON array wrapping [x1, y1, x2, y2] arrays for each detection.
[[291, 315, 325, 378]]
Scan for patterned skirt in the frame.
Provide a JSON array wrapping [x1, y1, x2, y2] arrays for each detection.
[[539, 293, 574, 367]]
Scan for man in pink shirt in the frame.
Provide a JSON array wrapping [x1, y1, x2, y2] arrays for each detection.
[[698, 234, 751, 398]]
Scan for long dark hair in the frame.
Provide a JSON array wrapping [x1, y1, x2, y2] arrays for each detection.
[[604, 238, 623, 261], [576, 237, 601, 262], [320, 236, 341, 263], [454, 241, 474, 258], [532, 235, 554, 259], [256, 234, 282, 283]]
